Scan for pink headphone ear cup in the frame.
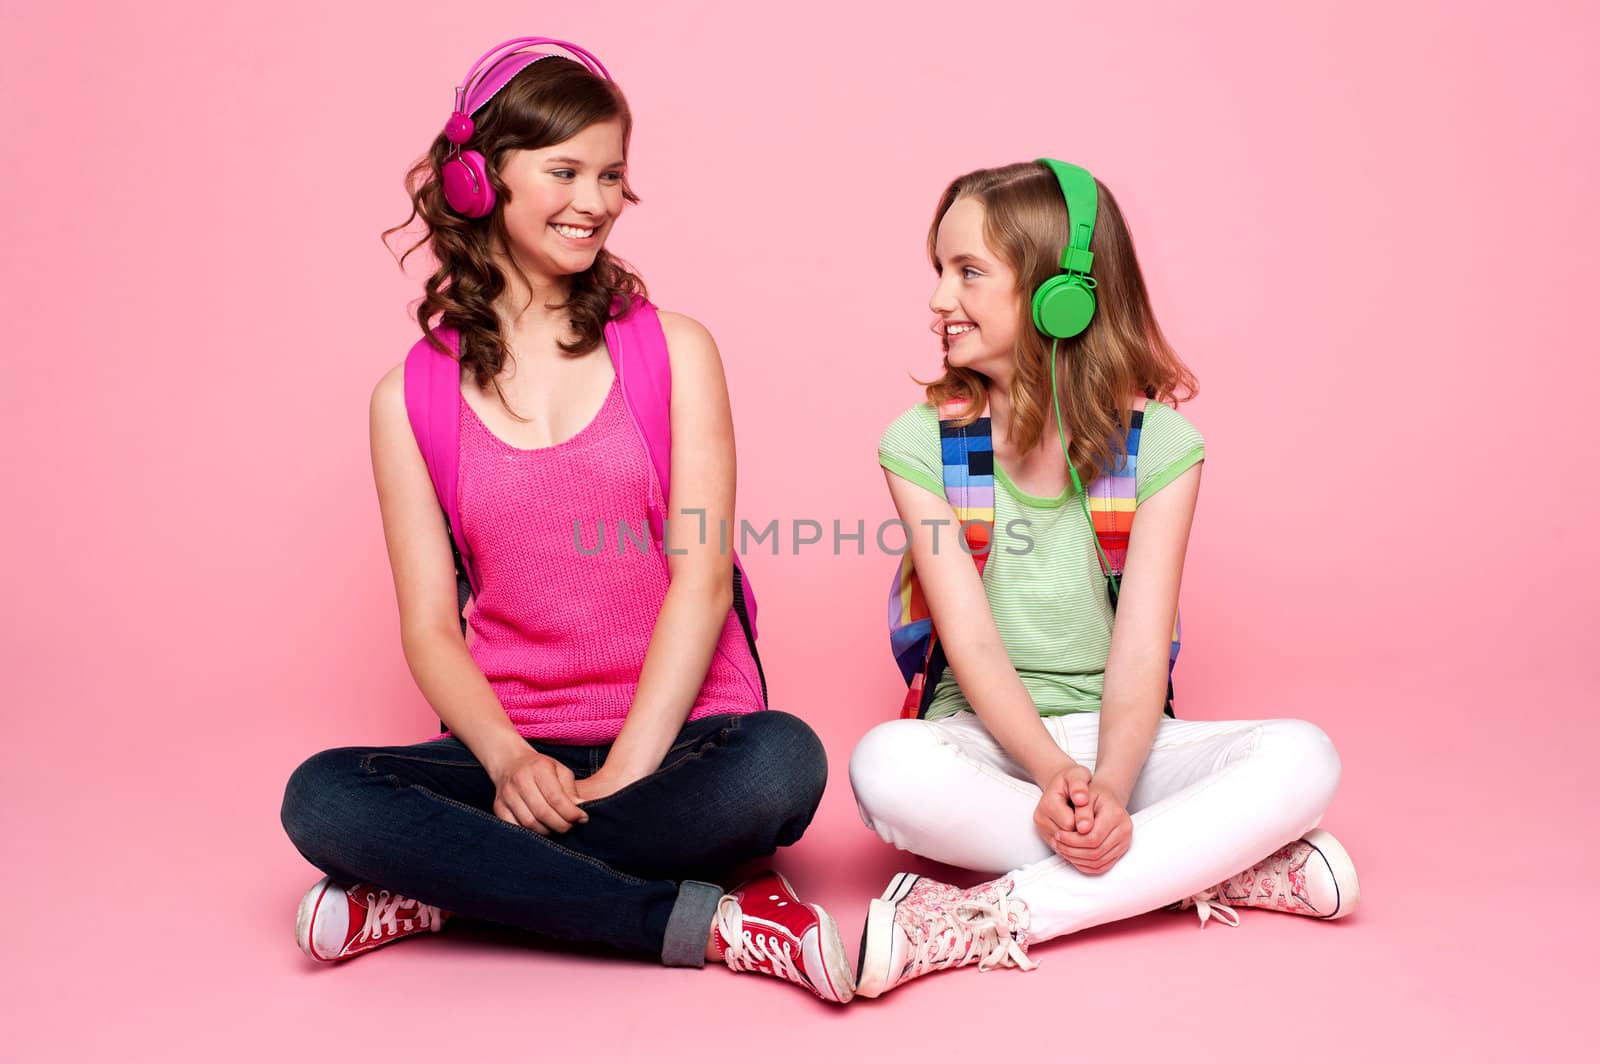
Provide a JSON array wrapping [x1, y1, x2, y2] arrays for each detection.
[[443, 150, 495, 217]]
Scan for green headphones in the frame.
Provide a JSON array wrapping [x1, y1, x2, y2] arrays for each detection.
[[1031, 158, 1100, 339]]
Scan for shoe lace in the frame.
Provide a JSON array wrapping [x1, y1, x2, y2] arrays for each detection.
[[1177, 888, 1241, 929], [715, 897, 806, 986], [906, 894, 1038, 978], [1180, 839, 1312, 927], [359, 889, 444, 943]]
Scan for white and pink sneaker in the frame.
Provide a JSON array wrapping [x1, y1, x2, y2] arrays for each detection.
[[855, 873, 1037, 999], [1179, 829, 1361, 928], [713, 871, 854, 1004], [296, 876, 449, 962]]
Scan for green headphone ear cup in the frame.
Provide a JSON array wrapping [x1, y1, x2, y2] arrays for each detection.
[[1031, 275, 1097, 339]]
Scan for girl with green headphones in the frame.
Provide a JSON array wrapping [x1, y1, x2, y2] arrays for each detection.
[[848, 160, 1361, 998]]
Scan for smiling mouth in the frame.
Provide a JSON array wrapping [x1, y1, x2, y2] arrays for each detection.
[[551, 223, 597, 239], [945, 322, 977, 336]]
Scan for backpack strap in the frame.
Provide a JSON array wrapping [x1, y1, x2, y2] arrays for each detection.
[[604, 301, 672, 548], [403, 327, 477, 623], [1084, 397, 1147, 580], [1083, 397, 1178, 716], [897, 399, 993, 718], [605, 299, 767, 703]]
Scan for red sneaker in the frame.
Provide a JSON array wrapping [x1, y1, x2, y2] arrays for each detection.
[[295, 876, 449, 962], [713, 872, 854, 1003]]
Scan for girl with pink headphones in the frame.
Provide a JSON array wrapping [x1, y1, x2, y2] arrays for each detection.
[[278, 38, 853, 1003]]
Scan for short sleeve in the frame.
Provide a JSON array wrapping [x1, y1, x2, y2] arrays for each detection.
[[1135, 401, 1206, 504], [877, 403, 945, 498]]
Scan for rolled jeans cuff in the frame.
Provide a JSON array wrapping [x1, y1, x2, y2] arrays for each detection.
[[661, 880, 723, 967]]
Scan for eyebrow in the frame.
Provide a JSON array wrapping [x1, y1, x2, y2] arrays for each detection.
[[942, 253, 989, 267], [546, 156, 627, 169]]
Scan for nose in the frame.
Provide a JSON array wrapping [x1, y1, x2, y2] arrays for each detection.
[[570, 178, 607, 219], [929, 273, 958, 315]]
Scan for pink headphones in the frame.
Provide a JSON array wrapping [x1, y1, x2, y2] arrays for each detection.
[[441, 37, 612, 218]]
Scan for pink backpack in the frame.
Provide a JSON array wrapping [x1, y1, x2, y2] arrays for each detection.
[[402, 298, 767, 705]]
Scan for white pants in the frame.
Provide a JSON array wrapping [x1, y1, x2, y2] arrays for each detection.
[[849, 712, 1342, 942]]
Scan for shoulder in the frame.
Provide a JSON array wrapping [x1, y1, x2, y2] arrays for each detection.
[[878, 402, 945, 495], [652, 309, 731, 422], [370, 361, 408, 427], [880, 401, 939, 445], [1139, 400, 1205, 451], [879, 401, 940, 460], [654, 309, 720, 371], [370, 360, 428, 462], [1134, 400, 1206, 503]]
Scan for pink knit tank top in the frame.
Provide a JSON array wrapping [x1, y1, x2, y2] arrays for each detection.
[[456, 374, 765, 745]]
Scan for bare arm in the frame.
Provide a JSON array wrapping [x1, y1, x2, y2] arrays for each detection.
[[1090, 460, 1204, 804], [1046, 459, 1203, 873], [885, 469, 1075, 787], [369, 364, 586, 833], [582, 312, 739, 796]]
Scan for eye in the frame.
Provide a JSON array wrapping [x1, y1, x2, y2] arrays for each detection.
[[550, 169, 576, 180], [602, 170, 624, 183], [961, 266, 981, 280]]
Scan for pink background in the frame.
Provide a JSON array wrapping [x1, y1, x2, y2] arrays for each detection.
[[3, 0, 1596, 1059]]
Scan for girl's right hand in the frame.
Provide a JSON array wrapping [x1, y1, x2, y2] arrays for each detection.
[[489, 748, 589, 835], [1033, 761, 1094, 847]]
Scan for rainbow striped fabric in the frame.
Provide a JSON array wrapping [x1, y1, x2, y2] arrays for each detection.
[[889, 400, 994, 714], [887, 401, 1180, 720], [1087, 408, 1182, 693]]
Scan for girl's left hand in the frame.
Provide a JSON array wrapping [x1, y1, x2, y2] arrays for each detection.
[[1052, 781, 1133, 874]]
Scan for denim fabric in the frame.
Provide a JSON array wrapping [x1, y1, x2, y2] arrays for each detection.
[[281, 710, 826, 964]]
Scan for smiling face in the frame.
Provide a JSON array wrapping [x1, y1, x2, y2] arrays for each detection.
[[494, 117, 628, 284], [928, 196, 1023, 379]]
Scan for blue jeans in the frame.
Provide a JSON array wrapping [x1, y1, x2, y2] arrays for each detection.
[[280, 710, 826, 966]]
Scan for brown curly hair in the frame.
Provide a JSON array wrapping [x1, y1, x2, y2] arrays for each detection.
[[383, 56, 647, 410], [923, 162, 1197, 486]]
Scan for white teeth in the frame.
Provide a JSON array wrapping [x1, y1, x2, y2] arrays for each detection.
[[553, 224, 595, 238], [946, 324, 976, 335]]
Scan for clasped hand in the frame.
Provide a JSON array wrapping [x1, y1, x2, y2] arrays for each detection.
[[1033, 761, 1133, 874], [490, 750, 634, 835]]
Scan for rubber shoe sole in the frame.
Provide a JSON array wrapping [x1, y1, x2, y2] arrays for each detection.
[[1302, 829, 1361, 919], [856, 872, 920, 999]]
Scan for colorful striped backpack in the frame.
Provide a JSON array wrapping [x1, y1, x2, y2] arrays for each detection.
[[887, 397, 1177, 719], [404, 298, 768, 710]]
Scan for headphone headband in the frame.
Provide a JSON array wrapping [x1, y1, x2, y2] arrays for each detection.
[[1037, 158, 1098, 276], [438, 36, 613, 218], [456, 37, 611, 118]]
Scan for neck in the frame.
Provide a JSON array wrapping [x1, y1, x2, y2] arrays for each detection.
[[491, 244, 575, 335], [983, 360, 1015, 429], [985, 378, 1014, 437], [984, 375, 1064, 455]]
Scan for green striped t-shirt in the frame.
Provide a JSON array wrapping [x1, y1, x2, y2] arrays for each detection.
[[878, 401, 1205, 720]]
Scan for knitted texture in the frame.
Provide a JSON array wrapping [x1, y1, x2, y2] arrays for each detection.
[[455, 377, 764, 744]]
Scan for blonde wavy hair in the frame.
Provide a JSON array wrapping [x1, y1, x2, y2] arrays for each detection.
[[923, 161, 1197, 485]]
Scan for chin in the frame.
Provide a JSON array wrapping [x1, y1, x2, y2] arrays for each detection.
[[551, 246, 604, 271], [527, 254, 595, 282], [945, 345, 994, 371]]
